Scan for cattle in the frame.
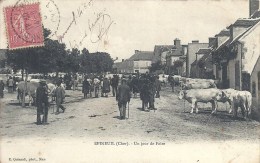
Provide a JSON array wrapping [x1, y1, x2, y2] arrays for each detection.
[[171, 75, 182, 86], [219, 89, 252, 119], [17, 81, 39, 106], [158, 74, 168, 85], [233, 91, 252, 119], [17, 81, 58, 106], [178, 88, 224, 114], [182, 81, 216, 90]]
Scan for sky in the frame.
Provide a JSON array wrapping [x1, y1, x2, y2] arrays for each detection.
[[0, 0, 248, 61]]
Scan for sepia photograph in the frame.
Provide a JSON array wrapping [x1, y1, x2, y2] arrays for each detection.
[[0, 0, 259, 162]]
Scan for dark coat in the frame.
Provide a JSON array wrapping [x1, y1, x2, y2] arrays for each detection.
[[110, 76, 119, 87], [116, 84, 131, 104], [82, 79, 90, 93], [102, 78, 110, 93], [155, 79, 161, 91], [0, 81, 4, 91], [36, 85, 48, 107], [131, 77, 139, 93], [140, 82, 150, 103]]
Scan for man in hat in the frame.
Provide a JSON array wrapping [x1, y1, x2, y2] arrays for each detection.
[[53, 81, 66, 114], [116, 78, 131, 119], [102, 77, 110, 97], [110, 75, 119, 97], [82, 76, 91, 99], [36, 80, 49, 125]]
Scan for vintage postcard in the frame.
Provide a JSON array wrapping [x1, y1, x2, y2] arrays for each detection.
[[0, 0, 259, 162]]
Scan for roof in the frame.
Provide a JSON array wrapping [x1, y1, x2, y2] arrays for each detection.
[[227, 18, 260, 29], [196, 48, 212, 55], [251, 10, 260, 19], [199, 52, 212, 64], [0, 49, 7, 60], [229, 18, 260, 45], [215, 29, 230, 37], [191, 60, 197, 66], [129, 51, 155, 61]]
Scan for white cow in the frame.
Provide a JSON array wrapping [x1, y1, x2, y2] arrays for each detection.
[[178, 88, 224, 114], [182, 81, 216, 90], [158, 74, 168, 85], [219, 89, 252, 118]]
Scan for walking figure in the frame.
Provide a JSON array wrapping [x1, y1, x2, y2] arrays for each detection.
[[53, 81, 66, 114], [116, 79, 131, 119]]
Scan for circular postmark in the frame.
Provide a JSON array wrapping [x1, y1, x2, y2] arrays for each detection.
[[9, 0, 60, 44]]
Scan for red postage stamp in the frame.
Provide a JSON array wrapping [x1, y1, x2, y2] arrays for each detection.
[[4, 3, 44, 49]]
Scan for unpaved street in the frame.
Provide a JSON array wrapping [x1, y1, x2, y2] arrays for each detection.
[[1, 86, 259, 142]]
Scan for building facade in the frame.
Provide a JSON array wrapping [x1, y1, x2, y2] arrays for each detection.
[[212, 6, 260, 116], [113, 50, 155, 74], [186, 40, 208, 77]]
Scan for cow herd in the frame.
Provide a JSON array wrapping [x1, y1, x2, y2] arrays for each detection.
[[171, 76, 252, 119]]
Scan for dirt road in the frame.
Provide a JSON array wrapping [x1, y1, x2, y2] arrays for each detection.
[[1, 87, 259, 162], [1, 87, 259, 142]]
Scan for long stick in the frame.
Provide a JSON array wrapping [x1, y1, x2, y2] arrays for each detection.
[[128, 102, 129, 119]]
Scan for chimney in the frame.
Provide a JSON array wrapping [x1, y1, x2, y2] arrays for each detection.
[[174, 38, 181, 48], [135, 50, 139, 54], [122, 59, 124, 62], [208, 37, 217, 48], [192, 40, 199, 43], [250, 0, 259, 17]]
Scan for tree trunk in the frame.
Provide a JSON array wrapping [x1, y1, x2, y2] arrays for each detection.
[[22, 69, 28, 107]]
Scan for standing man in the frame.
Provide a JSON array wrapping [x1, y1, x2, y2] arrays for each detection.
[[0, 80, 5, 98], [53, 81, 66, 114], [7, 76, 14, 93], [116, 79, 131, 119], [102, 77, 110, 97], [154, 76, 161, 98], [140, 78, 150, 111], [131, 75, 139, 98], [82, 77, 90, 99], [127, 75, 133, 92], [168, 75, 175, 92], [36, 80, 49, 125], [110, 75, 119, 97], [148, 75, 156, 110]]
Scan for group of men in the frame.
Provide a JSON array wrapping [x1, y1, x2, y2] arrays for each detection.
[[81, 73, 162, 120], [34, 72, 163, 123], [116, 73, 161, 119]]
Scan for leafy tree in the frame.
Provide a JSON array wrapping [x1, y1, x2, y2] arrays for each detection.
[[64, 48, 80, 73], [149, 61, 165, 73], [6, 28, 67, 77]]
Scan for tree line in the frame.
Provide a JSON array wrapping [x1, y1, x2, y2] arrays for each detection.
[[6, 28, 114, 77]]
